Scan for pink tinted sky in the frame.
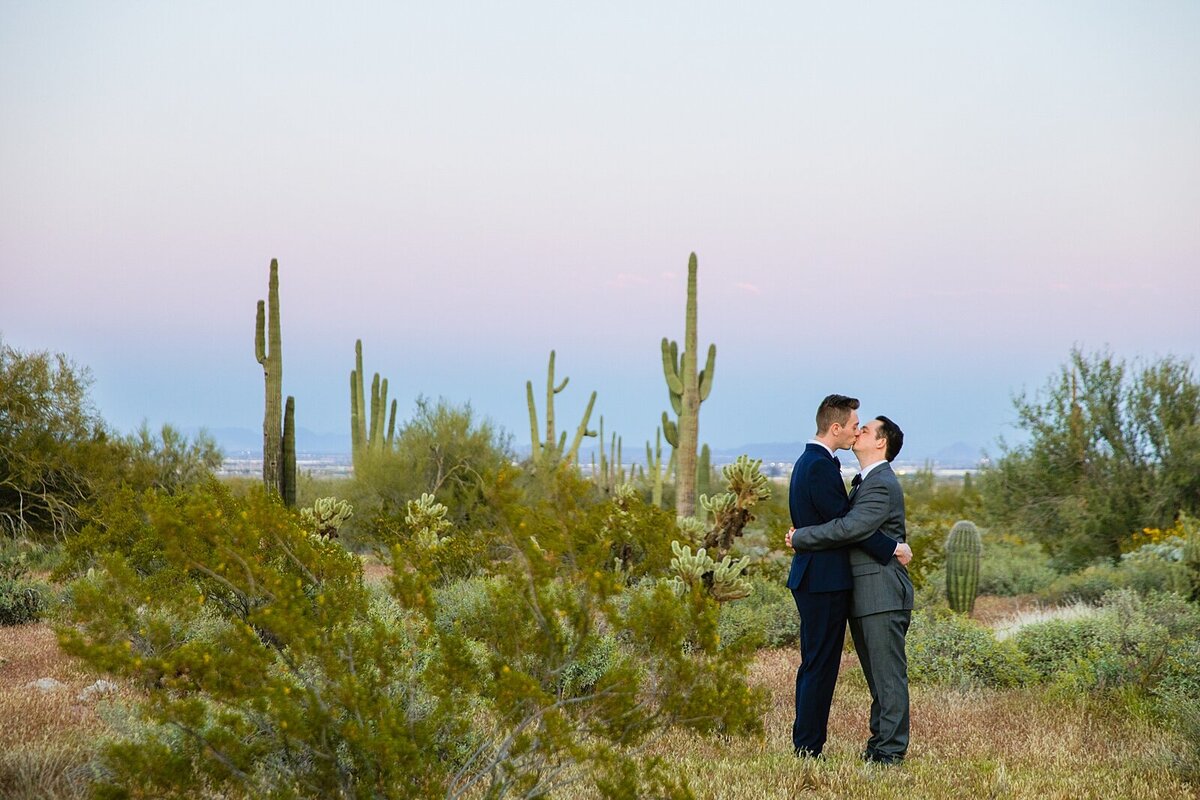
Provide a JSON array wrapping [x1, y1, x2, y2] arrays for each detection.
[[2, 2, 1198, 459]]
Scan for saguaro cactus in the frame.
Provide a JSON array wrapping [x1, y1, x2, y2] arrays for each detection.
[[526, 350, 597, 467], [254, 258, 295, 504], [946, 520, 983, 613], [661, 253, 715, 518], [645, 427, 665, 507], [282, 396, 296, 508], [350, 339, 397, 468]]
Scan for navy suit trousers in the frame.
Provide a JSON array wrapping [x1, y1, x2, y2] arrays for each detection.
[[790, 579, 849, 756]]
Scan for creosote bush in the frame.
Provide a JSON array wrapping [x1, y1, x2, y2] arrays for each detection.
[[906, 608, 1031, 689], [57, 466, 766, 798]]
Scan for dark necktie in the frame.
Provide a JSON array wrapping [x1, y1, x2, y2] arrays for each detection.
[[833, 456, 841, 468], [851, 473, 863, 488]]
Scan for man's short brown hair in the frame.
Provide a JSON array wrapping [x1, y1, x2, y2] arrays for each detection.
[[875, 415, 904, 462], [815, 394, 859, 435]]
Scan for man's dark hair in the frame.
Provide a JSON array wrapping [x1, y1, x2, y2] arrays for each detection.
[[815, 394, 859, 434], [875, 415, 904, 462]]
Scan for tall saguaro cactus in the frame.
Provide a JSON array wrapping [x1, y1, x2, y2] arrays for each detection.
[[254, 258, 296, 505], [645, 427, 665, 508], [661, 253, 716, 518], [946, 520, 983, 613], [350, 339, 397, 468], [526, 350, 597, 467]]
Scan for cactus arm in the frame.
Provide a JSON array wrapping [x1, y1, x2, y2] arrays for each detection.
[[255, 301, 266, 364], [350, 371, 361, 455], [369, 374, 381, 451], [662, 412, 678, 447], [662, 338, 684, 396], [353, 340, 366, 458], [698, 344, 716, 402], [526, 380, 542, 463], [790, 482, 891, 550], [386, 399, 397, 448], [565, 390, 597, 463]]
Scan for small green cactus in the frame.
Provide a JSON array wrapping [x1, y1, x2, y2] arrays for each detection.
[[300, 497, 354, 538], [945, 520, 983, 613], [667, 541, 751, 602], [407, 493, 452, 549], [698, 455, 772, 558]]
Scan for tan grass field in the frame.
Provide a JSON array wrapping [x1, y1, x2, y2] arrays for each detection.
[[1, 619, 1196, 799]]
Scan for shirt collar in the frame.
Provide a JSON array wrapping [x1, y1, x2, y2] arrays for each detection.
[[807, 439, 835, 459], [857, 459, 888, 481]]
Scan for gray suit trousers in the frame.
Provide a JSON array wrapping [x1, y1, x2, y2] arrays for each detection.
[[849, 608, 911, 759]]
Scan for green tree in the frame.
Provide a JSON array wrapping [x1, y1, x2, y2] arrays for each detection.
[[343, 396, 512, 545], [0, 339, 110, 541], [980, 348, 1200, 568]]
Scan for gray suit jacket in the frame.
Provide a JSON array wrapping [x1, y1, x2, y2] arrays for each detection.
[[790, 461, 914, 618]]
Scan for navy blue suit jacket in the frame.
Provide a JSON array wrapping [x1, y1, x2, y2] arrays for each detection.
[[786, 443, 896, 591]]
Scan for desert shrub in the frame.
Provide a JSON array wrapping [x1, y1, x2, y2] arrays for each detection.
[[59, 470, 763, 798], [717, 575, 796, 650], [906, 608, 1030, 688], [1042, 563, 1127, 604], [0, 548, 50, 626], [341, 397, 512, 548], [977, 535, 1058, 596], [1046, 591, 1200, 699], [904, 521, 946, 591], [1013, 614, 1108, 680]]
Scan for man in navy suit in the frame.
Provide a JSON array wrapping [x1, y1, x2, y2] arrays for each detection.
[[786, 395, 904, 757]]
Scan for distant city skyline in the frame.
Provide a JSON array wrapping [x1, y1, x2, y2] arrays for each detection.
[[3, 2, 1198, 458]]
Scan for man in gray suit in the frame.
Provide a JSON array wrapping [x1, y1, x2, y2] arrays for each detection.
[[786, 415, 913, 765]]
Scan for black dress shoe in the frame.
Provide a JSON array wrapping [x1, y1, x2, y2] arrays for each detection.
[[864, 753, 903, 766]]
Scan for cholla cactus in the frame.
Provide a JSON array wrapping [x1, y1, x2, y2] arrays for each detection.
[[300, 497, 354, 539], [406, 493, 452, 549], [667, 541, 752, 602], [675, 516, 706, 546], [698, 455, 772, 558], [613, 483, 638, 505]]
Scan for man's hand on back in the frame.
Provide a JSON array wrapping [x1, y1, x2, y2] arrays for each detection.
[[894, 543, 912, 565]]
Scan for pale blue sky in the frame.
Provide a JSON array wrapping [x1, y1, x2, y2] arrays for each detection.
[[2, 1, 1198, 459]]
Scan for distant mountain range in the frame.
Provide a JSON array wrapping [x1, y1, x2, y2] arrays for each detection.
[[195, 427, 987, 469]]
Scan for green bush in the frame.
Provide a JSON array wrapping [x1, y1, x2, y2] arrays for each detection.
[[1042, 563, 1127, 604], [717, 575, 796, 650], [58, 472, 764, 798], [906, 608, 1030, 688], [0, 549, 50, 625], [1040, 591, 1200, 699], [1013, 614, 1108, 680], [977, 536, 1058, 596]]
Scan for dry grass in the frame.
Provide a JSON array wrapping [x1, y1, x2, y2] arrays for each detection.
[[566, 648, 1198, 800], [2, 610, 1196, 799], [0, 623, 127, 800]]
